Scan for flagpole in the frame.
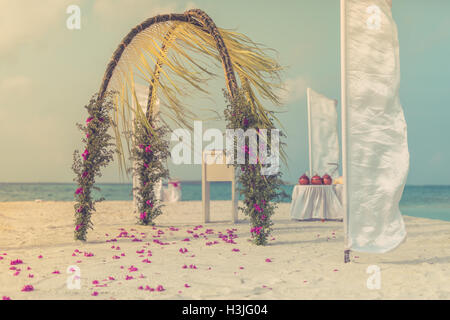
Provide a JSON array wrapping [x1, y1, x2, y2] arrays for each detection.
[[307, 88, 313, 177], [340, 0, 350, 263]]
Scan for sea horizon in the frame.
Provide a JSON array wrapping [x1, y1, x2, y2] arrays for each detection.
[[1, 182, 449, 222]]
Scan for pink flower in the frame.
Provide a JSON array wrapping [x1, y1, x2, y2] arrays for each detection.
[[128, 266, 138, 272], [75, 187, 84, 195], [146, 200, 153, 207], [92, 280, 99, 285], [21, 285, 34, 292], [145, 145, 152, 153], [232, 248, 240, 252], [143, 163, 149, 168], [184, 283, 190, 288], [253, 203, 263, 213], [82, 171, 89, 178], [2, 296, 11, 300], [86, 117, 93, 123], [91, 291, 98, 296], [125, 275, 134, 280], [139, 144, 145, 149], [250, 226, 263, 235], [10, 259, 23, 265], [179, 248, 188, 254], [265, 258, 272, 263], [261, 215, 267, 220], [82, 149, 89, 161], [38, 255, 43, 259], [75, 224, 82, 231], [52, 270, 60, 274], [156, 285, 165, 292]]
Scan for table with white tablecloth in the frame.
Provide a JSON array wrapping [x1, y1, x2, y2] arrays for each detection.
[[290, 184, 343, 220]]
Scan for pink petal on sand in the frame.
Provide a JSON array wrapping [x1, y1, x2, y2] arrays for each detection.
[[184, 283, 190, 288], [128, 266, 138, 272], [10, 259, 23, 265], [21, 285, 34, 292], [92, 280, 99, 285], [126, 275, 134, 280], [28, 274, 34, 278], [265, 258, 272, 263], [92, 291, 98, 296], [232, 248, 240, 252], [52, 270, 60, 274], [38, 255, 43, 259], [2, 296, 11, 300], [156, 285, 165, 292]]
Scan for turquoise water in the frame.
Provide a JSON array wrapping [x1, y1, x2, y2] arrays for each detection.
[[0, 183, 449, 222]]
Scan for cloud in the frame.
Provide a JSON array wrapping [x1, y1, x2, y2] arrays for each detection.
[[0, 1, 71, 55], [278, 76, 308, 104]]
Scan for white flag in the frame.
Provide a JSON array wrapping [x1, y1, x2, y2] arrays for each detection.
[[344, 0, 409, 253], [307, 88, 339, 178]]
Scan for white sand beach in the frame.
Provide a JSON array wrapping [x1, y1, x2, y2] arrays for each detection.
[[0, 201, 449, 300]]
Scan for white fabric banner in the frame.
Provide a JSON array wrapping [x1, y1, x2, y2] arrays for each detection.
[[344, 0, 409, 253], [308, 88, 340, 178]]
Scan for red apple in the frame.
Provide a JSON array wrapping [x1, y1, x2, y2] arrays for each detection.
[[299, 174, 310, 185], [322, 174, 332, 185], [311, 174, 323, 185]]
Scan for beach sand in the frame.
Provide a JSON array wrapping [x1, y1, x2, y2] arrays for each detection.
[[0, 201, 449, 300]]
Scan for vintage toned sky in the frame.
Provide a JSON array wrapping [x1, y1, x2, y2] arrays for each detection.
[[0, 0, 449, 184]]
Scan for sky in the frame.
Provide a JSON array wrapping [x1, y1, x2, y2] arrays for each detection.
[[0, 0, 449, 185]]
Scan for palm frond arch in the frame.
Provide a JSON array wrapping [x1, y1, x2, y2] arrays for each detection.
[[74, 9, 284, 241], [98, 9, 238, 106]]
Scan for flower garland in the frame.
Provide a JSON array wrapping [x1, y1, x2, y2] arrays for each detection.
[[224, 90, 286, 245], [131, 118, 170, 225], [72, 93, 115, 241]]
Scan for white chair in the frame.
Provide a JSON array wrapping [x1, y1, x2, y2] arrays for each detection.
[[202, 150, 238, 223]]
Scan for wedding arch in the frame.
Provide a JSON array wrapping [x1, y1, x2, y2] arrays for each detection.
[[72, 9, 285, 245]]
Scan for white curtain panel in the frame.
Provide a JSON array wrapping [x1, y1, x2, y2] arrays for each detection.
[[308, 88, 340, 178], [345, 0, 409, 253]]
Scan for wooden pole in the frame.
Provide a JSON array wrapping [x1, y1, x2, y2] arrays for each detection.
[[340, 0, 351, 263], [307, 88, 313, 177]]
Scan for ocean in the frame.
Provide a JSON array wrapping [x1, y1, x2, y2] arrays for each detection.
[[0, 183, 449, 222]]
